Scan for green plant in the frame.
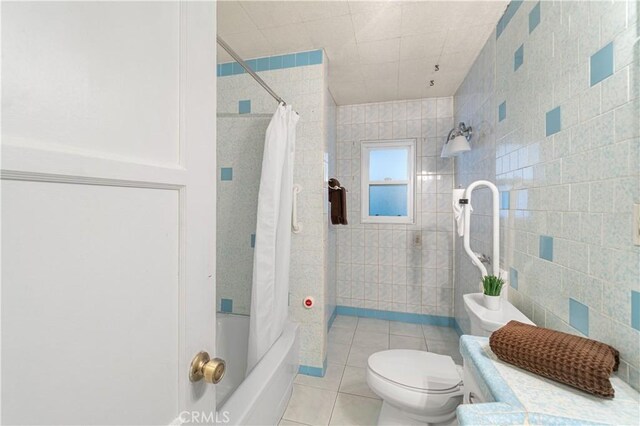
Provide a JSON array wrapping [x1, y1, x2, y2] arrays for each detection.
[[482, 275, 504, 296]]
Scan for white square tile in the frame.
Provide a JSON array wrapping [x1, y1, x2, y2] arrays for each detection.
[[329, 393, 382, 426], [422, 325, 459, 342], [282, 384, 338, 426], [329, 326, 355, 345], [327, 342, 351, 365], [347, 344, 382, 368], [390, 334, 427, 350], [332, 315, 358, 330], [389, 321, 424, 337], [339, 366, 381, 399], [295, 363, 346, 392], [355, 318, 389, 334]]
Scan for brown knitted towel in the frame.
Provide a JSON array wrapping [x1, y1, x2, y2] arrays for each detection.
[[489, 320, 619, 398]]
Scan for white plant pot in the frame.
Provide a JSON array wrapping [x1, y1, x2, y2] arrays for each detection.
[[483, 294, 501, 311]]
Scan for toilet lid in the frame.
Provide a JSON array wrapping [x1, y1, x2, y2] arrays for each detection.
[[367, 350, 462, 392]]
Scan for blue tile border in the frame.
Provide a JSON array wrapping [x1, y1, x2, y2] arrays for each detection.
[[590, 42, 614, 86], [453, 319, 464, 336], [218, 49, 323, 77], [569, 298, 589, 336], [539, 235, 554, 261], [336, 305, 454, 327], [327, 306, 338, 331], [529, 2, 541, 33], [545, 106, 562, 136], [631, 290, 640, 331], [497, 0, 524, 39], [250, 233, 256, 248], [298, 357, 328, 377]]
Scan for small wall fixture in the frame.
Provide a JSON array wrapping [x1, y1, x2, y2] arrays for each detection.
[[441, 122, 472, 158]]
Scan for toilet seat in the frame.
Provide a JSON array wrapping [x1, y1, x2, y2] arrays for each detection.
[[368, 350, 462, 393], [366, 350, 464, 424]]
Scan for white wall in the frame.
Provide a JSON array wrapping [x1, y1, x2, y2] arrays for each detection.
[[334, 98, 456, 316]]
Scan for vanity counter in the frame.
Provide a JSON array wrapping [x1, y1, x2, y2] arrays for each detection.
[[457, 335, 639, 425]]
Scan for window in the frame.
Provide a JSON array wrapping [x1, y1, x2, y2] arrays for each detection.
[[361, 139, 415, 224]]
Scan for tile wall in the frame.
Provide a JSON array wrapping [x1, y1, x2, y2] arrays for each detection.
[[334, 97, 456, 316], [217, 50, 336, 371], [454, 0, 639, 390]]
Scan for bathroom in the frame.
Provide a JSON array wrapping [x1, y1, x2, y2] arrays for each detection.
[[1, 0, 638, 425]]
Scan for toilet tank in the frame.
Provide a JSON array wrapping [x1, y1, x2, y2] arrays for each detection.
[[463, 293, 534, 336]]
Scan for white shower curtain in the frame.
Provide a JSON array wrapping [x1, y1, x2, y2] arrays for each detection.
[[247, 103, 298, 374]]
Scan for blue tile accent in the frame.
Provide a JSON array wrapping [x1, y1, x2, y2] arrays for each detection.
[[529, 2, 541, 33], [238, 99, 251, 114], [269, 55, 283, 70], [453, 319, 464, 337], [217, 64, 221, 77], [498, 101, 507, 122], [256, 57, 270, 72], [220, 167, 233, 181], [219, 62, 233, 77], [250, 233, 256, 248], [221, 298, 233, 313], [632, 290, 640, 331], [545, 106, 561, 136], [569, 298, 589, 336], [308, 49, 323, 65], [336, 305, 454, 327], [510, 267, 518, 290], [327, 307, 338, 331], [298, 358, 327, 377], [514, 44, 524, 71], [590, 42, 614, 86], [496, 0, 524, 38], [282, 53, 296, 68], [231, 62, 244, 75], [500, 191, 510, 209], [539, 235, 554, 261]]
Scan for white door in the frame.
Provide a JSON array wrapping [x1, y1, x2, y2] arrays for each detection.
[[1, 2, 217, 424]]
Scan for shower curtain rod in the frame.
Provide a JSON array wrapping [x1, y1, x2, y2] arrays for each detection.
[[217, 35, 287, 106]]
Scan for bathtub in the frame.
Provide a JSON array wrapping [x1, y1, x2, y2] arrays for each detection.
[[216, 313, 299, 425]]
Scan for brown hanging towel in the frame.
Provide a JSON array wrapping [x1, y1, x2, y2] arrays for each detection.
[[328, 178, 348, 225]]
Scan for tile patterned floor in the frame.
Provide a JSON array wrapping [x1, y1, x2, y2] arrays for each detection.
[[280, 316, 462, 426]]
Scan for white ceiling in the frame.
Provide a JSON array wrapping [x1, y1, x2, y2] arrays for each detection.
[[217, 1, 508, 105]]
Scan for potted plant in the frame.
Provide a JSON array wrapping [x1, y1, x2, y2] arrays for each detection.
[[482, 275, 504, 311]]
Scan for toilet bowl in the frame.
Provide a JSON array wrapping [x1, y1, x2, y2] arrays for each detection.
[[366, 294, 533, 425], [366, 350, 463, 425]]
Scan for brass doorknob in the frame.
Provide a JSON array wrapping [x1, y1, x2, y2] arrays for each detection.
[[189, 351, 225, 384]]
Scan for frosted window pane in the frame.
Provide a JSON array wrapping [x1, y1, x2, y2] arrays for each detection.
[[369, 185, 408, 216], [369, 148, 408, 181]]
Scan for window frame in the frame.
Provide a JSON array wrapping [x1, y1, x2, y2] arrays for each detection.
[[361, 139, 416, 224]]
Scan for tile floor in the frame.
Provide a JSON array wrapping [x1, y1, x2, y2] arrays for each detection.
[[280, 316, 462, 426]]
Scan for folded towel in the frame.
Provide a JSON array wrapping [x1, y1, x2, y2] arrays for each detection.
[[490, 320, 619, 398], [328, 178, 348, 225]]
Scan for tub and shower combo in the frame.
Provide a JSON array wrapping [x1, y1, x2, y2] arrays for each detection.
[[214, 37, 301, 425]]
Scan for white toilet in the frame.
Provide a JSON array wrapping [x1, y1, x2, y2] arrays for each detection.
[[366, 293, 534, 425]]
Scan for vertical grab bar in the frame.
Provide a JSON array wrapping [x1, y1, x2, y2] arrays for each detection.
[[292, 184, 302, 233]]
